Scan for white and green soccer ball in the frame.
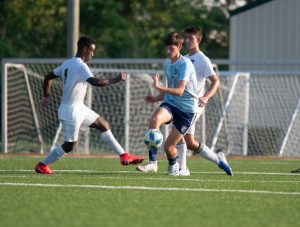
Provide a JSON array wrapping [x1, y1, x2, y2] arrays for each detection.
[[144, 129, 163, 148]]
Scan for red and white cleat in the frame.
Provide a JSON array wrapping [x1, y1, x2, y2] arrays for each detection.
[[35, 162, 53, 174], [120, 153, 144, 165]]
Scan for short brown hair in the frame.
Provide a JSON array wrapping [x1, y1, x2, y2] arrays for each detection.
[[164, 32, 184, 46], [184, 26, 202, 39]]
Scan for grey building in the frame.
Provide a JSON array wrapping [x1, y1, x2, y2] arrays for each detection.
[[222, 0, 300, 156], [229, 0, 300, 71]]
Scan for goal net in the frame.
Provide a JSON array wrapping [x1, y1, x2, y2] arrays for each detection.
[[2, 59, 300, 157], [201, 71, 300, 157]]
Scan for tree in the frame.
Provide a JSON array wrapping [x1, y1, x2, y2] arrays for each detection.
[[1, 0, 231, 58], [0, 0, 66, 58], [80, 0, 133, 58]]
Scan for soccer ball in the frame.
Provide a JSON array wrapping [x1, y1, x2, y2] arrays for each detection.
[[144, 129, 163, 148]]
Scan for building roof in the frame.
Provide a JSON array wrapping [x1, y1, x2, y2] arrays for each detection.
[[229, 0, 274, 16]]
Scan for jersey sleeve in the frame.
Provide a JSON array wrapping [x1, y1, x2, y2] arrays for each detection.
[[202, 57, 216, 77], [178, 61, 193, 81], [53, 65, 63, 77], [80, 63, 94, 81]]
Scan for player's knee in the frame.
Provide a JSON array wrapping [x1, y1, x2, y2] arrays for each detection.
[[98, 117, 110, 129], [103, 121, 110, 130], [91, 118, 110, 132], [149, 116, 161, 128], [62, 142, 75, 153], [99, 121, 110, 132]]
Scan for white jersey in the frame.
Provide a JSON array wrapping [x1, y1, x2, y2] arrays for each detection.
[[185, 51, 216, 112], [53, 57, 93, 121]]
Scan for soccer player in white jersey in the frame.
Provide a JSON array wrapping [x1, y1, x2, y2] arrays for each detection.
[[176, 26, 232, 176], [137, 32, 199, 176], [35, 36, 144, 174]]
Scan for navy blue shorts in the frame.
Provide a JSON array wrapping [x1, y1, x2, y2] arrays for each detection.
[[159, 102, 196, 135]]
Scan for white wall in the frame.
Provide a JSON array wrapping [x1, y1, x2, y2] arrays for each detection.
[[230, 0, 300, 70]]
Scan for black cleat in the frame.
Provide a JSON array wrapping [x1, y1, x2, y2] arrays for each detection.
[[291, 169, 300, 174]]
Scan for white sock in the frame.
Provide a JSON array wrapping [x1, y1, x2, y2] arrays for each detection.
[[177, 143, 187, 170], [42, 145, 66, 165], [197, 143, 219, 164], [101, 130, 125, 155]]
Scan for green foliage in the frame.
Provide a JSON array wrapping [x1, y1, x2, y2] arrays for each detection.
[[0, 0, 66, 58], [80, 0, 133, 57], [0, 0, 230, 58]]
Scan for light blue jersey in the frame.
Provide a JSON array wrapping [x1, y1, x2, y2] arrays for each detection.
[[163, 55, 198, 113]]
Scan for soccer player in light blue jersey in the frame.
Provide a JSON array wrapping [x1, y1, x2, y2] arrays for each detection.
[[137, 32, 199, 176]]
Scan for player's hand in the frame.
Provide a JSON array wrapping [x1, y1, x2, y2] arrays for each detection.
[[198, 96, 208, 107], [118, 73, 127, 82], [40, 97, 50, 108], [152, 74, 160, 89], [144, 95, 156, 103]]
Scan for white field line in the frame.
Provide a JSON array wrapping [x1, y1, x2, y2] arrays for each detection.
[[0, 175, 300, 184], [0, 182, 299, 196], [0, 170, 300, 184], [187, 160, 299, 165], [95, 176, 300, 183], [0, 169, 298, 176]]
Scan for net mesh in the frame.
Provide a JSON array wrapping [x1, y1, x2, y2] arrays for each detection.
[[3, 59, 300, 156]]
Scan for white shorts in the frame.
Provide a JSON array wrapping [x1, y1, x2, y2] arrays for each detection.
[[185, 108, 203, 135], [60, 106, 99, 142]]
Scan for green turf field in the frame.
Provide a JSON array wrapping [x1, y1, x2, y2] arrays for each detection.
[[0, 155, 300, 227]]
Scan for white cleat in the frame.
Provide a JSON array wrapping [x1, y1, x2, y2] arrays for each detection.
[[217, 150, 230, 165], [217, 150, 233, 176], [179, 168, 190, 176], [136, 161, 158, 173], [168, 162, 179, 176]]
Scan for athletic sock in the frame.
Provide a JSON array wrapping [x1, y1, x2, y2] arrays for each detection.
[[197, 143, 219, 164], [101, 130, 125, 155], [168, 156, 177, 165], [149, 147, 158, 161], [42, 145, 66, 165], [176, 143, 187, 170]]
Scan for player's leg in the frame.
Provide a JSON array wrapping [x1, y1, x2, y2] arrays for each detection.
[[90, 116, 125, 155], [185, 134, 233, 175], [136, 106, 173, 173], [180, 111, 218, 166], [177, 111, 201, 175], [35, 120, 79, 174], [186, 136, 219, 164], [88, 109, 144, 165], [164, 127, 183, 176], [165, 106, 196, 176], [176, 138, 190, 176]]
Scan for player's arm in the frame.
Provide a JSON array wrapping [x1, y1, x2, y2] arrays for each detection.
[[86, 73, 126, 87], [199, 74, 219, 107], [152, 74, 186, 96], [41, 71, 59, 107]]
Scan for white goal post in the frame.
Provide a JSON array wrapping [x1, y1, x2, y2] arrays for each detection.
[[2, 58, 300, 157]]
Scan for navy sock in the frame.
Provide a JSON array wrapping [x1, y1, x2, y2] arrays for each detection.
[[168, 156, 177, 165], [149, 147, 158, 161]]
